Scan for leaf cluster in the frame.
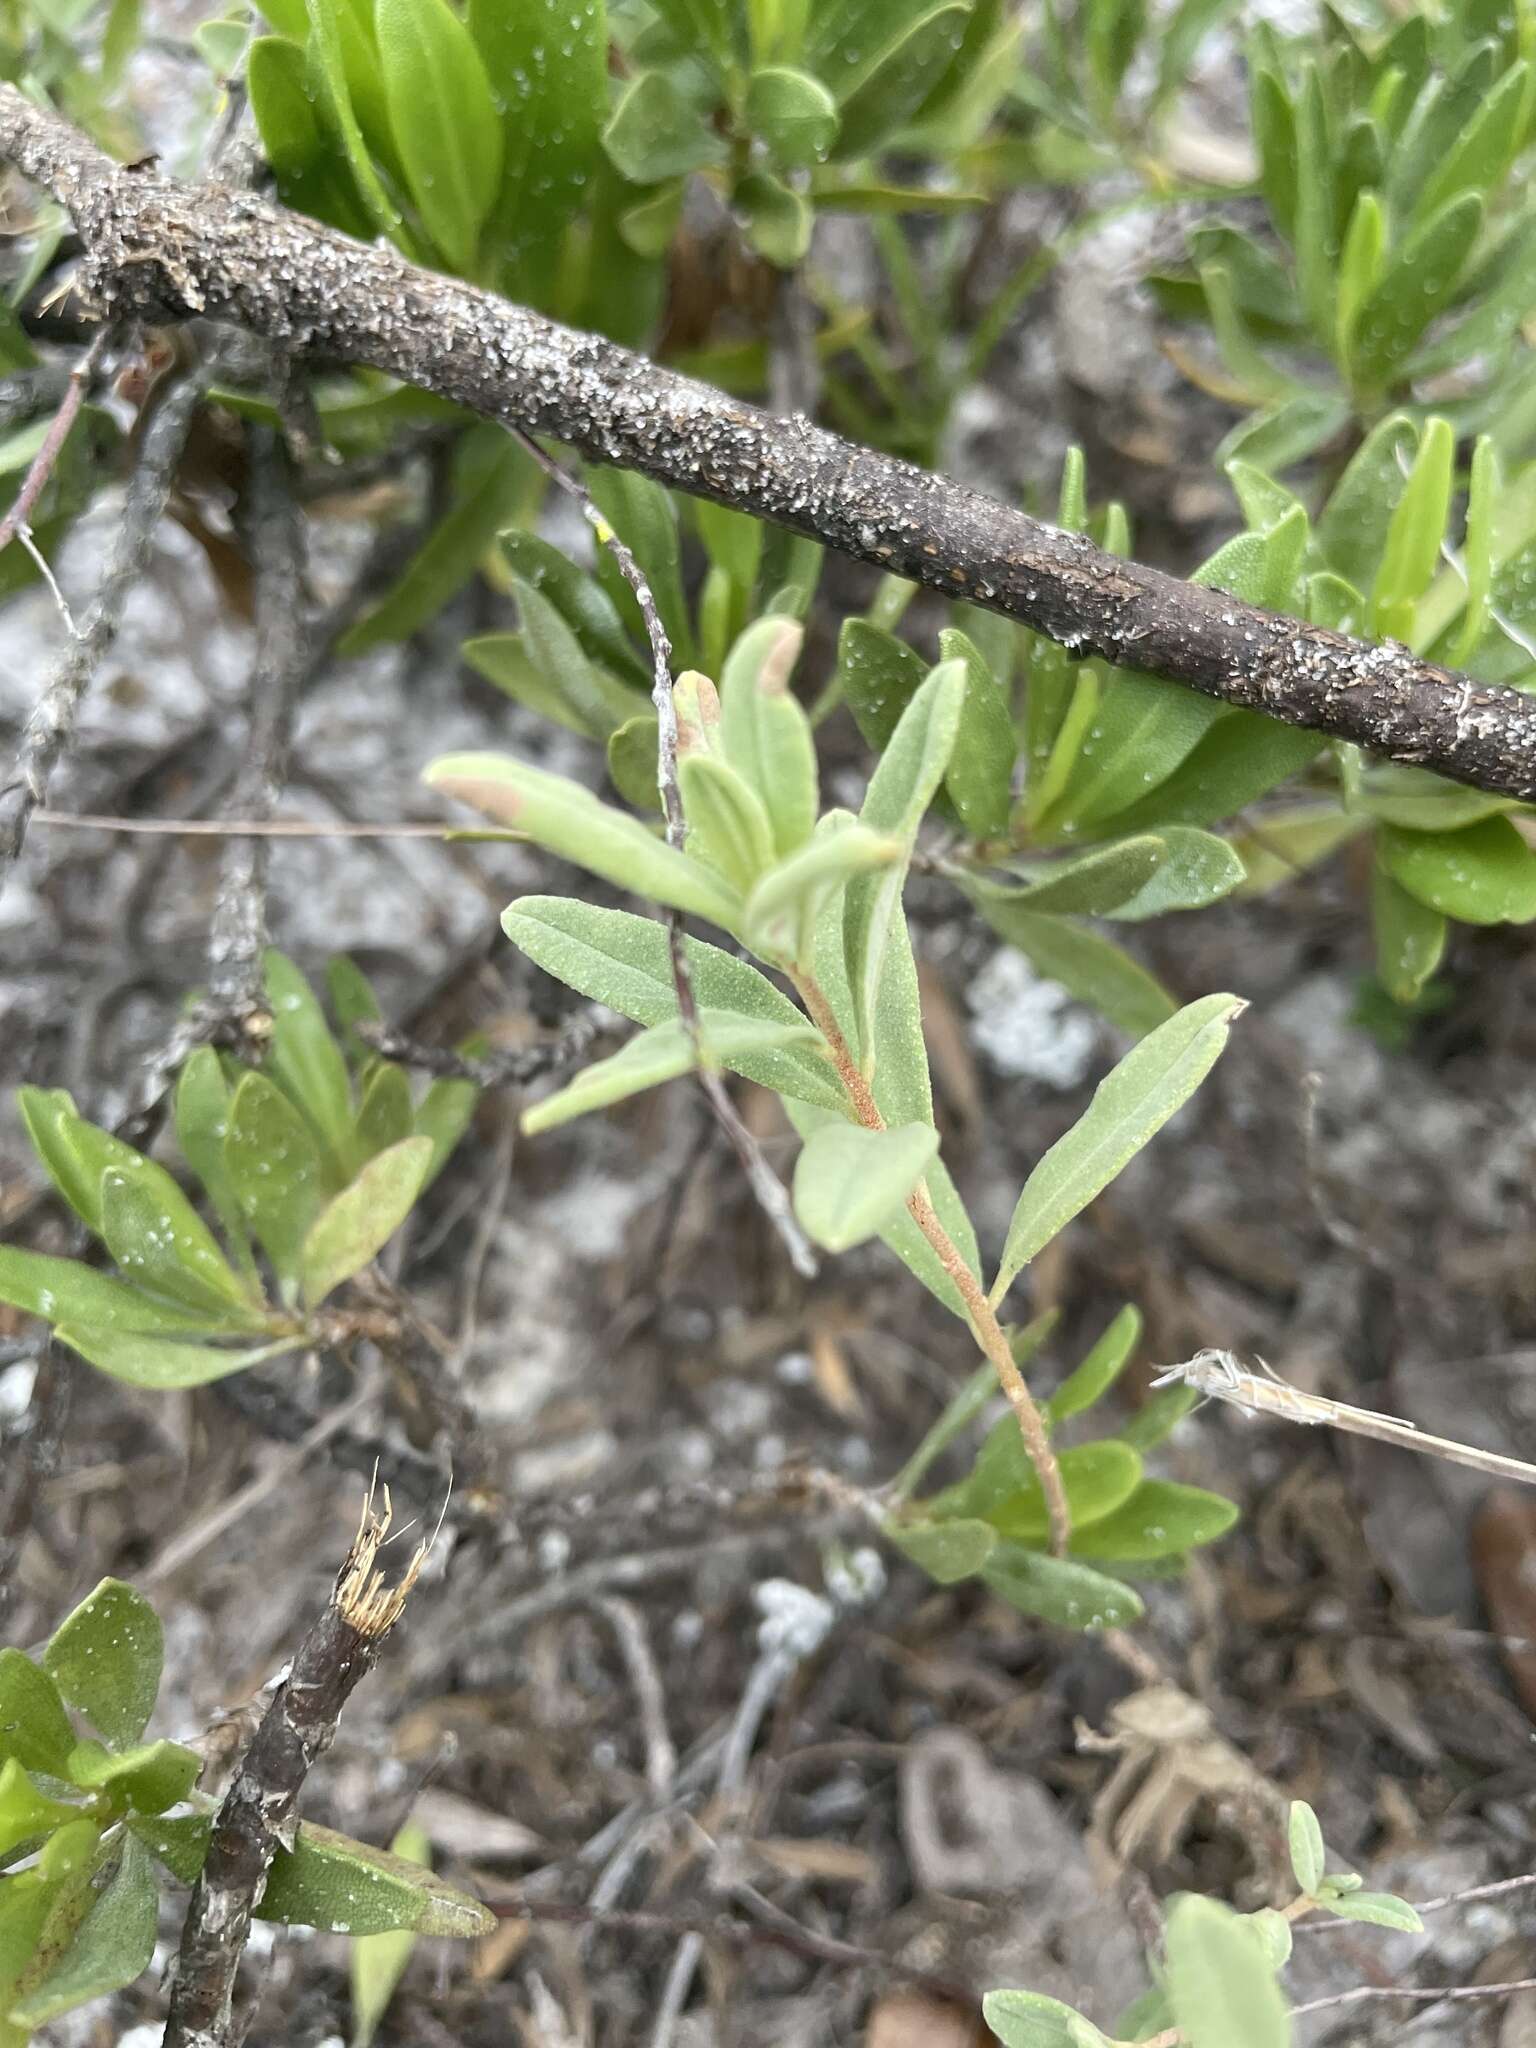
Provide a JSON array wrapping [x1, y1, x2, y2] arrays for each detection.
[[0, 952, 477, 1389], [0, 1580, 489, 2044]]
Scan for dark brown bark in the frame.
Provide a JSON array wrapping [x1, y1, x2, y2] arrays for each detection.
[[2, 85, 1535, 800]]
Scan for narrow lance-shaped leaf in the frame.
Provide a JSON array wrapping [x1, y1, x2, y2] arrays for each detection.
[[1047, 1305, 1142, 1424], [678, 753, 777, 894], [717, 617, 818, 855], [792, 1121, 939, 1253], [0, 1246, 235, 1339], [300, 1135, 433, 1309], [844, 661, 965, 1073], [742, 823, 901, 964], [351, 1819, 432, 2048], [56, 1325, 306, 1390], [263, 950, 356, 1184], [224, 1070, 327, 1295], [174, 1046, 259, 1288], [991, 994, 1244, 1304], [99, 1163, 263, 1328], [426, 754, 743, 930], [522, 1015, 823, 1135], [376, 0, 502, 273], [257, 1820, 495, 1937]]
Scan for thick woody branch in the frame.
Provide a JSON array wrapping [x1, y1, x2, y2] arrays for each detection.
[[2, 87, 1535, 799]]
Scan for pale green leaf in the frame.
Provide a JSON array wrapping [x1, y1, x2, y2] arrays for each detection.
[[1165, 1894, 1290, 2048], [717, 617, 818, 855], [991, 994, 1244, 1303], [0, 1758, 79, 1862], [886, 1516, 997, 1584], [679, 753, 777, 893], [743, 823, 901, 965], [0, 1652, 74, 1777], [426, 754, 742, 929], [299, 1136, 432, 1308], [745, 65, 839, 166], [973, 904, 1178, 1039], [56, 1325, 307, 1391], [376, 0, 502, 272], [1322, 1891, 1423, 1932], [984, 1988, 1110, 2048], [502, 897, 847, 1113], [791, 1121, 938, 1252], [523, 1015, 822, 1134], [1288, 1801, 1325, 1896]]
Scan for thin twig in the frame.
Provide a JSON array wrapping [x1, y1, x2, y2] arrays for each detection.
[[1289, 1975, 1536, 2018], [0, 323, 110, 557], [1154, 1349, 1536, 1488], [355, 1011, 603, 1090], [31, 808, 470, 838], [163, 1488, 427, 2048], [4, 86, 1534, 796], [792, 966, 1070, 1555], [486, 1895, 973, 2003], [590, 1596, 677, 1798], [0, 349, 217, 895], [509, 427, 818, 1280], [204, 424, 306, 1015]]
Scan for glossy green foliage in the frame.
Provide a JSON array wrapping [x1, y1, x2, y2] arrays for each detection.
[[0, 956, 477, 1389], [0, 1585, 489, 2044]]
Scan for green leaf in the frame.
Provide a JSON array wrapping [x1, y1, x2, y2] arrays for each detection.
[[1317, 412, 1417, 594], [1103, 714, 1323, 837], [263, 950, 356, 1182], [1321, 1891, 1423, 1932], [426, 754, 743, 929], [679, 753, 778, 893], [843, 660, 965, 1069], [174, 1047, 259, 1288], [991, 994, 1244, 1303], [969, 841, 1166, 918], [249, 34, 376, 239], [830, 2, 973, 158], [1417, 56, 1526, 219], [602, 69, 727, 183], [718, 617, 818, 855], [375, 0, 502, 272], [8, 1833, 157, 2029], [646, 0, 734, 68], [355, 1063, 415, 1158], [950, 1436, 1142, 1539], [523, 1014, 822, 1134], [1046, 1305, 1141, 1424], [607, 715, 664, 811], [258, 1820, 495, 1938], [585, 467, 694, 670], [224, 1071, 327, 1292], [736, 168, 812, 268], [64, 1737, 200, 1817], [1378, 816, 1536, 925], [1165, 1894, 1290, 2048], [937, 626, 1018, 841], [0, 1758, 78, 1861], [496, 529, 647, 686], [16, 1089, 122, 1238], [981, 1546, 1144, 1631], [414, 1074, 479, 1191], [502, 897, 848, 1114], [0, 1654, 74, 1778], [43, 1581, 161, 1750], [886, 1516, 997, 1584], [342, 427, 530, 652], [1067, 1480, 1238, 1561], [791, 1121, 939, 1252], [511, 572, 636, 737], [1335, 189, 1386, 366], [745, 66, 839, 166], [299, 1136, 432, 1308], [1104, 828, 1245, 921], [1118, 1380, 1197, 1453], [97, 1162, 259, 1329], [1372, 862, 1447, 1003], [692, 499, 764, 592], [303, 0, 402, 236], [1351, 192, 1483, 395], [470, 0, 607, 299], [124, 1811, 211, 1886], [1288, 1801, 1325, 1895], [984, 1988, 1109, 2048], [974, 902, 1178, 1038], [837, 617, 926, 757], [743, 823, 901, 964], [1372, 415, 1454, 643], [351, 1819, 430, 2047], [1047, 673, 1221, 835], [0, 1247, 229, 1340]]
